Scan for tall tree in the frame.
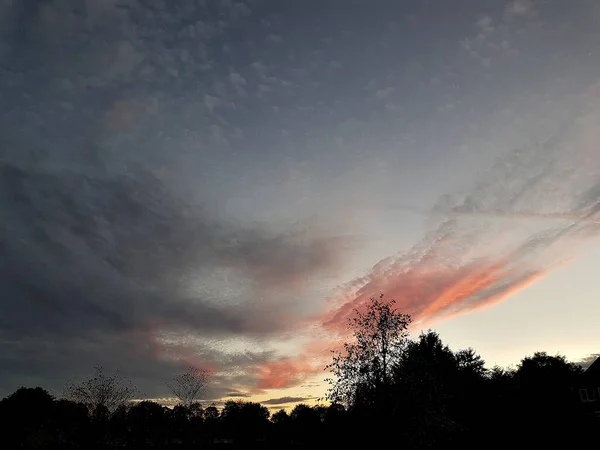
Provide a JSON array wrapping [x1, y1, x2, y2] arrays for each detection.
[[64, 366, 137, 414], [393, 331, 459, 447], [167, 366, 210, 408], [325, 294, 411, 407]]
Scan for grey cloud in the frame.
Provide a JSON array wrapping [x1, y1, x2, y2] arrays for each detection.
[[505, 0, 535, 18], [0, 155, 356, 396], [266, 34, 282, 43], [260, 396, 315, 406], [0, 317, 279, 400], [325, 102, 600, 326], [224, 391, 250, 398], [229, 72, 247, 86], [0, 0, 375, 399]]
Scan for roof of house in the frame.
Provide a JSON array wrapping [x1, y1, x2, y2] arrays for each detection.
[[581, 356, 600, 383]]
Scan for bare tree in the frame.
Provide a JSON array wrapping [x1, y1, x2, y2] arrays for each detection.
[[64, 366, 137, 414], [167, 366, 210, 407], [325, 294, 411, 407]]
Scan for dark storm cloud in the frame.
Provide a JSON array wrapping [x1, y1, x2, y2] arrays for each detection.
[[0, 326, 279, 400], [0, 157, 359, 396], [0, 0, 364, 398]]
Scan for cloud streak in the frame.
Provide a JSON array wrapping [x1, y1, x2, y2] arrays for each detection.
[[2, 0, 600, 402], [0, 155, 358, 398], [261, 396, 316, 406], [254, 86, 600, 390]]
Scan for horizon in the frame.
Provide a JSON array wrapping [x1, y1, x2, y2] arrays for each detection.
[[1, 0, 600, 413]]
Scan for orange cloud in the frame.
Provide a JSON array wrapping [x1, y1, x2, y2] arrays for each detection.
[[254, 193, 600, 391], [155, 81, 600, 395], [255, 357, 320, 390]]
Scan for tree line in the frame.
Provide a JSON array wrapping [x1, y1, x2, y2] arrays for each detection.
[[1, 295, 598, 449]]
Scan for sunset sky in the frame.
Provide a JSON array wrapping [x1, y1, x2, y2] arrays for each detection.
[[1, 0, 600, 409]]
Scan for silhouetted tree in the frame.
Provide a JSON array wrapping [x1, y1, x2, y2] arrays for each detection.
[[290, 404, 321, 444], [271, 408, 291, 444], [167, 366, 210, 408], [487, 365, 515, 382], [221, 400, 270, 443], [64, 366, 137, 415], [325, 294, 411, 408], [0, 387, 57, 449], [2, 329, 597, 449], [516, 351, 582, 386], [128, 400, 167, 447], [52, 399, 89, 445], [271, 408, 290, 425], [393, 331, 460, 448], [203, 403, 220, 443], [204, 403, 219, 423], [512, 352, 585, 447], [455, 348, 486, 379]]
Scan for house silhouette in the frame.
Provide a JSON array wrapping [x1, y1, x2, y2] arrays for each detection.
[[578, 356, 600, 417]]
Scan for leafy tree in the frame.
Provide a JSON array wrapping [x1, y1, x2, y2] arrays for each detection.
[[393, 331, 459, 448], [516, 352, 582, 386], [52, 399, 90, 447], [204, 404, 219, 422], [64, 366, 137, 414], [325, 294, 411, 407], [128, 401, 167, 446], [323, 402, 346, 424], [290, 403, 321, 425], [167, 366, 210, 407], [455, 348, 486, 379], [271, 409, 291, 444], [513, 352, 585, 448], [221, 400, 270, 443], [271, 409, 289, 425], [203, 403, 220, 441], [487, 365, 515, 382], [290, 404, 322, 443], [0, 387, 56, 448]]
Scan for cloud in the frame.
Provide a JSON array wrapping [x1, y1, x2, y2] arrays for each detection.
[[267, 34, 282, 43], [204, 95, 221, 114], [257, 84, 272, 98], [477, 16, 494, 34], [225, 391, 251, 398], [250, 87, 600, 391], [2, 0, 599, 403], [329, 61, 342, 71], [256, 357, 321, 390], [505, 0, 535, 18], [84, 0, 120, 17], [233, 2, 251, 16], [0, 158, 359, 397], [108, 40, 144, 77], [229, 72, 247, 86], [108, 99, 137, 132], [261, 396, 315, 406], [251, 61, 268, 75], [323, 147, 600, 330], [375, 87, 396, 100]]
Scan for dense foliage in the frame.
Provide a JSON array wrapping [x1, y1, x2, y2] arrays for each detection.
[[2, 297, 598, 449]]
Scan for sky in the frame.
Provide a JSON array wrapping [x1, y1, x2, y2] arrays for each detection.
[[1, 0, 600, 409]]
